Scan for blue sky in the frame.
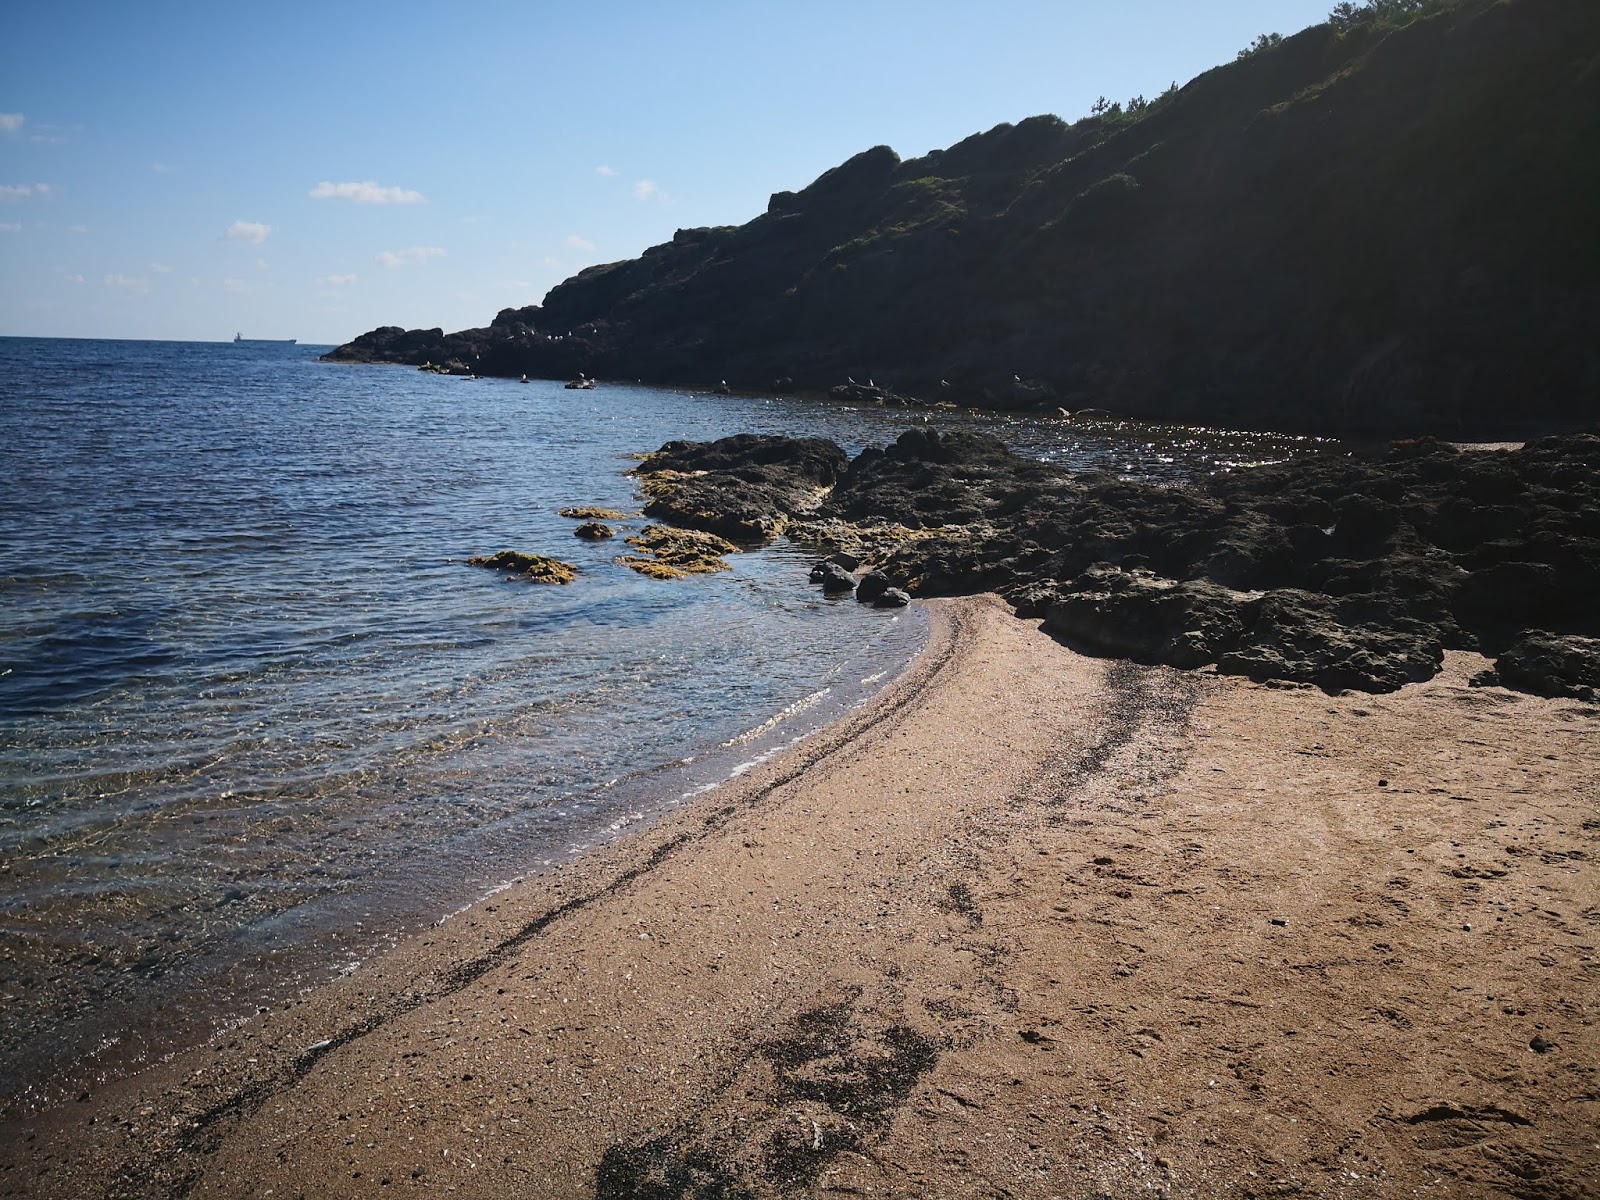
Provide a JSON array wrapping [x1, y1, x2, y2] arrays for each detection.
[[2, 1, 1337, 344]]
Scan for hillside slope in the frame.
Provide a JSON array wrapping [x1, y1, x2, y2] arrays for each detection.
[[326, 0, 1600, 436]]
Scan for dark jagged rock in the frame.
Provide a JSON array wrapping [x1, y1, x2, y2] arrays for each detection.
[[1042, 567, 1253, 669], [1215, 590, 1445, 693], [854, 572, 892, 605], [1490, 632, 1600, 700], [810, 562, 857, 594], [631, 434, 848, 542], [828, 382, 927, 409], [873, 587, 912, 608], [627, 427, 1600, 696], [574, 521, 616, 540], [324, 0, 1600, 438]]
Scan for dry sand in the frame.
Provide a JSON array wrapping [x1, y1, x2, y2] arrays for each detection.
[[3, 595, 1595, 1199]]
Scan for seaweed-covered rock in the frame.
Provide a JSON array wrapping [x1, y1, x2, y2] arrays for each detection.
[[467, 551, 578, 584], [559, 506, 629, 520], [633, 433, 848, 542], [619, 525, 739, 579], [574, 522, 617, 540]]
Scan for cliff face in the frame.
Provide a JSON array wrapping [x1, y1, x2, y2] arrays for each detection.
[[325, 0, 1600, 436]]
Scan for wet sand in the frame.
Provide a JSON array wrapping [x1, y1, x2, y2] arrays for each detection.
[[3, 595, 1595, 1198]]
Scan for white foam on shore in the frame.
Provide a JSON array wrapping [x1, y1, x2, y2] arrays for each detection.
[[721, 688, 831, 747]]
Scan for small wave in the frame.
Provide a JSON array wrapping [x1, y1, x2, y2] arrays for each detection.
[[721, 687, 831, 747]]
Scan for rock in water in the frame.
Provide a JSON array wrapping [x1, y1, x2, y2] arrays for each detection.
[[467, 551, 578, 584], [632, 434, 849, 542], [574, 522, 617, 540], [854, 572, 893, 604], [619, 526, 739, 579], [810, 562, 857, 594]]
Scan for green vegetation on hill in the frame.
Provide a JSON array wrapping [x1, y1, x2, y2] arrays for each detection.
[[326, 0, 1600, 437]]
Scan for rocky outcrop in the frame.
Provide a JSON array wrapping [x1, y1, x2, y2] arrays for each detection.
[[628, 428, 1600, 696], [1481, 632, 1600, 700], [631, 433, 848, 542], [325, 0, 1600, 438]]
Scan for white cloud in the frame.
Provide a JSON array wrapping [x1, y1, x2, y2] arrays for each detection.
[[321, 273, 357, 286], [68, 224, 88, 234], [256, 257, 269, 271], [226, 220, 271, 245], [150, 262, 174, 273], [1, 183, 53, 200], [0, 114, 22, 133], [540, 255, 562, 268], [310, 180, 425, 205], [151, 161, 174, 173], [104, 274, 149, 294], [633, 179, 659, 201], [223, 276, 250, 294], [0, 221, 19, 233], [565, 234, 596, 252], [595, 165, 617, 177], [376, 245, 445, 268], [66, 273, 85, 284]]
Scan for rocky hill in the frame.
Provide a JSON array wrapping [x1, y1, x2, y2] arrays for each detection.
[[325, 0, 1600, 437]]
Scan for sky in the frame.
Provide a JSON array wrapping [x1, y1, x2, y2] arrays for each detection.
[[1, 0, 1338, 345]]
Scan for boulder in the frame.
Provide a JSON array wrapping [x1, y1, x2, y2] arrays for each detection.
[[1491, 632, 1600, 701], [1043, 566, 1253, 669], [810, 562, 857, 594], [1216, 590, 1443, 693], [467, 551, 578, 585], [854, 572, 893, 604]]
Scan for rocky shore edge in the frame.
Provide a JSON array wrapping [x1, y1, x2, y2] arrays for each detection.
[[630, 428, 1600, 699]]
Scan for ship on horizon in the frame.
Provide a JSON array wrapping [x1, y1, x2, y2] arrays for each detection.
[[233, 333, 297, 345]]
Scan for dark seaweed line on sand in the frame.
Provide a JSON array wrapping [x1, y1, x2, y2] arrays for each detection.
[[588, 655, 1206, 1197], [1043, 658, 1205, 804], [110, 605, 963, 1200]]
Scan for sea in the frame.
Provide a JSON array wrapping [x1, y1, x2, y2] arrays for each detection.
[[0, 336, 1318, 1113]]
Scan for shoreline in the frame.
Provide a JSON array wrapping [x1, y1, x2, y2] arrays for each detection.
[[0, 598, 930, 1121], [4, 595, 1596, 1197]]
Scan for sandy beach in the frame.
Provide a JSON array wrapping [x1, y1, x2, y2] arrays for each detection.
[[3, 595, 1595, 1199]]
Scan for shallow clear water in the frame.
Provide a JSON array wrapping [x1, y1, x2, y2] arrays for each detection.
[[0, 337, 1320, 1110]]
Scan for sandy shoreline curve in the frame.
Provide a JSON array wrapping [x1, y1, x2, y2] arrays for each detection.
[[3, 595, 1595, 1198]]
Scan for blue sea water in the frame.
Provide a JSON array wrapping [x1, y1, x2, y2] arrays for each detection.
[[0, 336, 1316, 1110]]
